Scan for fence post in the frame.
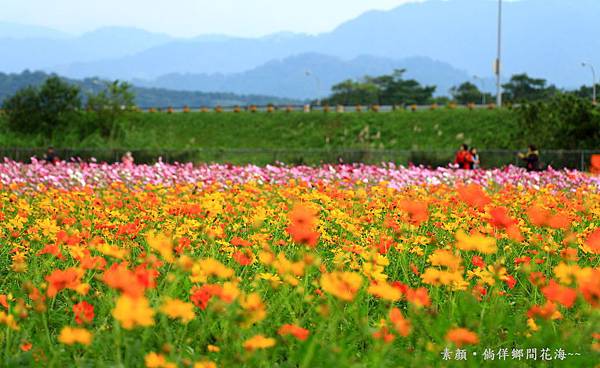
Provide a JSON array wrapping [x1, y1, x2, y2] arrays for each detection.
[[580, 151, 585, 172]]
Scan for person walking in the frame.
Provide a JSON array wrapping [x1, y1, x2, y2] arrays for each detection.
[[121, 151, 135, 167], [519, 145, 540, 172], [43, 147, 60, 165], [470, 147, 480, 169]]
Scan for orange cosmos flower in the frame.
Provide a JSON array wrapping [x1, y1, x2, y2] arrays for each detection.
[[456, 184, 491, 209], [278, 324, 310, 341], [445, 327, 479, 347], [399, 200, 428, 226], [320, 271, 363, 301], [20, 342, 32, 352], [286, 204, 320, 247], [58, 327, 92, 346], [526, 206, 551, 227], [45, 267, 83, 298], [585, 228, 600, 254], [144, 352, 176, 368], [542, 280, 578, 308], [527, 301, 561, 320], [389, 308, 411, 337], [579, 269, 600, 307], [488, 206, 517, 228], [103, 263, 147, 298], [243, 335, 276, 351]]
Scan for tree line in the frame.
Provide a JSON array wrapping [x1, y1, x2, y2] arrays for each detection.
[[322, 69, 599, 106]]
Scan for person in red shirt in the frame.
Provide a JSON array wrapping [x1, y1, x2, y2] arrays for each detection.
[[454, 144, 473, 169]]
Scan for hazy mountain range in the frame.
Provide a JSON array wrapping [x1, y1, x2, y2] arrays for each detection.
[[1, 0, 598, 99]]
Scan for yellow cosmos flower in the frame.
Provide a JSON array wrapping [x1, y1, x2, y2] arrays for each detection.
[[367, 281, 402, 301], [113, 295, 155, 329], [58, 326, 92, 346], [160, 298, 195, 323], [455, 230, 497, 254], [320, 271, 363, 301], [243, 335, 276, 351]]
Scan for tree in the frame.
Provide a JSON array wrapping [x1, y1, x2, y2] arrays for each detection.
[[515, 94, 600, 149], [450, 82, 485, 104], [502, 74, 558, 103], [86, 81, 136, 138], [322, 69, 435, 106], [1, 76, 81, 140]]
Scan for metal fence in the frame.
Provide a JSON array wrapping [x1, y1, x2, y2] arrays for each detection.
[[140, 104, 499, 113], [1, 148, 598, 171]]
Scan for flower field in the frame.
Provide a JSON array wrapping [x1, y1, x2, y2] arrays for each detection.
[[0, 162, 598, 367]]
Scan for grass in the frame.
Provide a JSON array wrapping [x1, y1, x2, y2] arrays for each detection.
[[0, 109, 519, 151]]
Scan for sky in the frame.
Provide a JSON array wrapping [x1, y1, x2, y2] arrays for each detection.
[[0, 0, 418, 38]]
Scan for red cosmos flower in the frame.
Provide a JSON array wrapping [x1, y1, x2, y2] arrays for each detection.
[[390, 281, 409, 295], [46, 268, 81, 298], [504, 275, 517, 289], [472, 285, 487, 301], [591, 154, 600, 174], [175, 237, 191, 254], [456, 184, 491, 209], [514, 256, 531, 266], [542, 280, 578, 308], [190, 285, 223, 310], [73, 301, 94, 325], [406, 287, 431, 308], [232, 250, 253, 266], [399, 200, 428, 226], [135, 264, 159, 289], [38, 244, 64, 260], [372, 326, 395, 343], [529, 272, 546, 287], [20, 342, 32, 352], [278, 324, 310, 341], [230, 237, 252, 247], [527, 301, 558, 320], [471, 256, 485, 268], [0, 295, 8, 309]]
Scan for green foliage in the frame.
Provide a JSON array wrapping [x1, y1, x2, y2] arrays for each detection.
[[450, 82, 492, 104], [86, 81, 136, 138], [502, 74, 559, 103], [0, 70, 298, 108], [1, 76, 81, 141], [323, 69, 435, 106], [515, 94, 600, 149]]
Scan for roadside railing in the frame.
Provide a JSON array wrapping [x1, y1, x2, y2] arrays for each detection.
[[1, 148, 598, 171], [138, 103, 502, 113]]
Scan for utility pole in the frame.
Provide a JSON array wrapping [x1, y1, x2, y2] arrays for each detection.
[[305, 70, 322, 106], [581, 62, 597, 105], [495, 0, 503, 107]]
